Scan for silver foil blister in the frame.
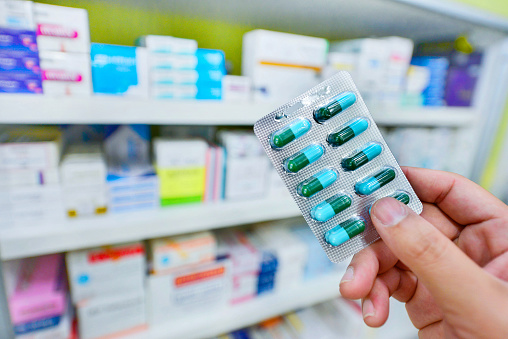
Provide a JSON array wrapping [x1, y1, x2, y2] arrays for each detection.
[[254, 72, 423, 262]]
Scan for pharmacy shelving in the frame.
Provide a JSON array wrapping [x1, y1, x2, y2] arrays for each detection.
[[0, 197, 300, 260], [0, 95, 476, 127], [138, 272, 343, 339]]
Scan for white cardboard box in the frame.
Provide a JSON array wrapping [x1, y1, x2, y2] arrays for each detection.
[[0, 0, 34, 30], [39, 51, 92, 96], [66, 242, 146, 303], [222, 75, 252, 102], [137, 35, 197, 54], [33, 3, 90, 53], [147, 259, 231, 325], [77, 292, 147, 339]]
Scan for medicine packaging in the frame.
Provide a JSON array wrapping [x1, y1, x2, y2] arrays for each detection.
[[254, 72, 422, 262]]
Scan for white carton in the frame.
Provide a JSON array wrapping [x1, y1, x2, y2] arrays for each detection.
[[222, 75, 252, 102], [0, 168, 59, 187], [33, 3, 90, 53], [77, 292, 147, 339], [242, 30, 328, 103], [0, 127, 61, 171], [148, 231, 217, 275], [0, 0, 34, 30], [39, 51, 92, 96], [147, 259, 231, 324], [218, 131, 269, 200], [138, 35, 197, 54], [66, 242, 146, 303]]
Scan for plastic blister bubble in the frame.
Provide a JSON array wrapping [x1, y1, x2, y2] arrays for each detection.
[[254, 72, 423, 262]]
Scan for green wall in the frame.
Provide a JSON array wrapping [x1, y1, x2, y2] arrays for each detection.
[[35, 0, 254, 75], [454, 0, 508, 18]]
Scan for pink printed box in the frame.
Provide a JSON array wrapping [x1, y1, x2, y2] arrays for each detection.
[[8, 254, 67, 326]]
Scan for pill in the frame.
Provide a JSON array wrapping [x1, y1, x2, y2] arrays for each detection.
[[342, 142, 383, 171], [390, 191, 411, 205], [314, 92, 356, 123], [327, 118, 369, 147], [355, 167, 396, 195], [284, 144, 324, 173], [311, 194, 352, 222], [325, 217, 366, 246], [297, 168, 338, 198], [269, 118, 311, 149]]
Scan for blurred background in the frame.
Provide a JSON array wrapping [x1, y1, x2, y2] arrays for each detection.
[[1, 0, 508, 338]]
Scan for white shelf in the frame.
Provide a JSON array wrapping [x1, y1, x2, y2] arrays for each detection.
[[0, 198, 300, 260], [0, 95, 476, 127], [144, 273, 342, 339]]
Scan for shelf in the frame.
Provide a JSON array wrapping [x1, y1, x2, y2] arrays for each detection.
[[0, 95, 476, 127], [144, 273, 343, 339], [0, 198, 300, 260], [106, 0, 508, 41]]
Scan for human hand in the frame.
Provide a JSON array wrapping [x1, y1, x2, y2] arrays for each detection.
[[339, 167, 508, 338]]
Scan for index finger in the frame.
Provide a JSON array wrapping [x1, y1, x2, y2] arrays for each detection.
[[402, 167, 507, 225]]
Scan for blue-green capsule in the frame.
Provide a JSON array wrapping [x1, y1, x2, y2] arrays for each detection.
[[284, 144, 324, 173], [269, 118, 311, 149], [325, 217, 366, 246], [297, 168, 338, 198], [314, 92, 356, 123], [355, 167, 396, 195], [327, 118, 369, 147], [311, 194, 352, 222], [342, 142, 383, 171]]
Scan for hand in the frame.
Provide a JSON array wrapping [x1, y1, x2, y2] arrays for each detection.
[[339, 167, 508, 338]]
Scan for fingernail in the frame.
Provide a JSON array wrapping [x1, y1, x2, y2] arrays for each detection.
[[340, 266, 354, 284], [362, 298, 375, 319], [372, 197, 408, 227]]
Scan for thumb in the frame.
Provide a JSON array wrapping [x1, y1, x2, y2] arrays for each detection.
[[370, 197, 495, 314]]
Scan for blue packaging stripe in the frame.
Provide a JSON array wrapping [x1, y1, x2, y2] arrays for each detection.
[[14, 315, 61, 335]]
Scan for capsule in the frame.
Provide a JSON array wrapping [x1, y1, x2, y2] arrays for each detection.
[[314, 92, 357, 123], [390, 191, 411, 205], [327, 118, 369, 147], [311, 194, 352, 222], [297, 169, 338, 198], [325, 217, 366, 246], [269, 119, 311, 149], [284, 144, 324, 173], [342, 142, 383, 171], [355, 167, 396, 195]]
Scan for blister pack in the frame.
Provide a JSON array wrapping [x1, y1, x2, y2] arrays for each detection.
[[254, 72, 423, 262]]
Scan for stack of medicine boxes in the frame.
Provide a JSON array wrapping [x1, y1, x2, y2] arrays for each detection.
[[33, 3, 92, 96], [0, 127, 64, 229], [138, 35, 225, 100], [0, 0, 42, 94], [104, 125, 159, 213], [66, 242, 147, 339]]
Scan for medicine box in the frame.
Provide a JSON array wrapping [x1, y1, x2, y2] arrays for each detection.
[[39, 51, 92, 96], [8, 254, 66, 327], [218, 131, 269, 200], [33, 3, 90, 53], [0, 28, 38, 53], [147, 259, 232, 324], [77, 292, 147, 339], [151, 83, 222, 100], [137, 35, 197, 54], [66, 242, 146, 303], [15, 302, 72, 339], [0, 48, 40, 74], [0, 72, 42, 94], [0, 0, 34, 30], [104, 125, 150, 167], [0, 127, 61, 170], [242, 29, 328, 103], [91, 43, 149, 98], [148, 231, 217, 274], [150, 68, 224, 85], [153, 138, 208, 205], [60, 144, 108, 217], [222, 75, 252, 102]]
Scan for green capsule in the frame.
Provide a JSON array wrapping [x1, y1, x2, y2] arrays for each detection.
[[325, 217, 366, 246], [355, 167, 396, 195], [311, 194, 352, 222], [269, 118, 311, 149], [297, 169, 338, 198], [327, 118, 369, 147], [342, 142, 383, 171], [314, 92, 357, 123], [390, 191, 411, 205], [284, 144, 324, 173]]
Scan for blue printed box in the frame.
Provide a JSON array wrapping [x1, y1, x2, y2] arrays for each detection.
[[91, 43, 149, 97], [0, 28, 38, 52], [0, 49, 40, 74], [0, 72, 42, 94]]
